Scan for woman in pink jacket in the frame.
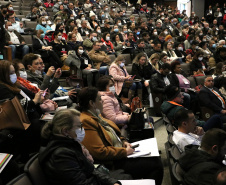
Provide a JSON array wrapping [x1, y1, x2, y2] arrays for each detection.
[[97, 76, 130, 127], [109, 55, 132, 96]]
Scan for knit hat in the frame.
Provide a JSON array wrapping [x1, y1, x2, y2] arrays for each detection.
[[89, 12, 96, 17], [165, 85, 181, 100]]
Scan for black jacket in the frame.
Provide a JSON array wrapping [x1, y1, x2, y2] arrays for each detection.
[[39, 136, 118, 185], [131, 63, 155, 81], [199, 86, 225, 113], [179, 145, 223, 185], [190, 59, 208, 75], [150, 72, 172, 93]]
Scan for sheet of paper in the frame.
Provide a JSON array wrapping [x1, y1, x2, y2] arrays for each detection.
[[40, 113, 54, 121], [120, 179, 155, 185], [128, 138, 160, 158], [52, 96, 69, 101]]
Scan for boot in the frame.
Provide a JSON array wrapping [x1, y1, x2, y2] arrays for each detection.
[[137, 89, 143, 103], [128, 89, 135, 103]]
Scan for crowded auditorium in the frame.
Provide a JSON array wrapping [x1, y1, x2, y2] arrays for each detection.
[[0, 0, 226, 184]]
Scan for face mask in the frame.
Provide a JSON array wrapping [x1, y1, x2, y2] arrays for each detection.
[[19, 71, 27, 80], [70, 17, 74, 19], [92, 36, 97, 41], [58, 35, 62, 40], [2, 10, 7, 14], [223, 45, 226, 48], [101, 14, 105, 18], [178, 47, 183, 51], [97, 30, 101, 33], [123, 13, 125, 16], [62, 37, 65, 41], [109, 86, 116, 94], [124, 30, 128, 33], [195, 46, 199, 49], [203, 39, 206, 42], [118, 23, 122, 26], [199, 33, 203, 36], [93, 9, 96, 12], [58, 1, 62, 4], [8, 7, 13, 11], [198, 57, 203, 61], [10, 74, 17, 84], [34, 69, 42, 76], [114, 28, 119, 32], [164, 31, 168, 35], [75, 127, 85, 142], [112, 8, 115, 12], [119, 62, 125, 67], [81, 17, 85, 21], [45, 16, 48, 20], [106, 36, 110, 41], [212, 44, 216, 48], [105, 8, 108, 11], [136, 31, 140, 35], [7, 26, 14, 32], [153, 31, 158, 35], [40, 33, 45, 39], [42, 21, 46, 25], [78, 49, 83, 54]]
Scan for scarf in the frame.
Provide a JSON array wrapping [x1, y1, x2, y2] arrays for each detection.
[[34, 35, 48, 46], [17, 77, 40, 94]]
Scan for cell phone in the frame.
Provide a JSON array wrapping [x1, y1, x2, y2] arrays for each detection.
[[42, 88, 48, 97], [131, 75, 136, 80], [131, 144, 139, 149]]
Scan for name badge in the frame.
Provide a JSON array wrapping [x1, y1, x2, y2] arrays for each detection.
[[84, 59, 88, 65]]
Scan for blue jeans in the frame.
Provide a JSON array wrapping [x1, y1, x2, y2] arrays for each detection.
[[99, 66, 108, 75], [202, 114, 223, 131], [182, 92, 190, 109], [130, 82, 142, 91], [9, 45, 29, 59]]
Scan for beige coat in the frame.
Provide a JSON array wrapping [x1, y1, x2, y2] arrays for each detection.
[[88, 49, 111, 69], [109, 63, 129, 95]]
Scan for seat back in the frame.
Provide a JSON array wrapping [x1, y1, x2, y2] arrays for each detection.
[[22, 35, 33, 47], [166, 123, 176, 135], [180, 63, 190, 76], [195, 76, 206, 86], [121, 53, 132, 65], [6, 174, 33, 185], [169, 145, 182, 162], [24, 153, 48, 185], [24, 21, 37, 29], [125, 64, 132, 75], [172, 162, 185, 185], [200, 106, 214, 121], [108, 54, 116, 62], [187, 76, 197, 88], [168, 134, 175, 147], [152, 92, 164, 116]]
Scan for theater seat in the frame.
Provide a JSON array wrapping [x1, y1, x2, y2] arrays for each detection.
[[24, 153, 48, 185], [195, 76, 206, 86], [121, 53, 132, 65], [187, 76, 197, 88], [6, 174, 32, 185], [3, 46, 12, 61], [180, 63, 190, 76], [200, 106, 214, 121], [125, 64, 132, 75], [24, 21, 37, 29]]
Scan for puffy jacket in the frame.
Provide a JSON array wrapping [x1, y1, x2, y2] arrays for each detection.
[[99, 91, 129, 125], [39, 136, 118, 185]]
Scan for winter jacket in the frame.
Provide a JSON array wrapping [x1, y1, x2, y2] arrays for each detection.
[[131, 63, 155, 81], [109, 63, 129, 95], [99, 91, 129, 125], [39, 136, 119, 185], [88, 50, 111, 69], [179, 145, 223, 185]]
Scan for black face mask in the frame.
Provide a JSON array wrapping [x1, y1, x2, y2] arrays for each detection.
[[2, 10, 7, 14]]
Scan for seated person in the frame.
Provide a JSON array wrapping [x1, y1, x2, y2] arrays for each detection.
[[33, 29, 62, 69], [185, 40, 200, 57], [7, 13, 24, 33], [75, 45, 99, 87], [161, 85, 223, 131], [173, 109, 205, 152], [109, 55, 132, 96], [78, 20, 92, 36], [83, 31, 98, 51], [131, 53, 155, 102], [88, 41, 111, 75], [97, 76, 130, 126], [4, 21, 29, 59], [125, 32, 136, 49], [39, 109, 121, 185], [67, 32, 80, 50], [26, 6, 40, 21], [23, 53, 60, 94], [199, 76, 226, 123], [78, 87, 164, 185], [133, 39, 146, 59], [174, 42, 187, 63], [36, 16, 52, 34], [101, 32, 115, 54], [179, 128, 226, 185]]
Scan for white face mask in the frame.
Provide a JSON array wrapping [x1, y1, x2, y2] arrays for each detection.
[[92, 36, 97, 41], [164, 31, 168, 35], [42, 21, 46, 25], [109, 86, 116, 94], [97, 30, 101, 33], [178, 47, 183, 51], [195, 46, 199, 49], [9, 7, 13, 11], [75, 127, 85, 142], [81, 17, 85, 21], [70, 17, 74, 20], [78, 49, 84, 54], [112, 8, 115, 12], [198, 57, 203, 61], [58, 35, 62, 40], [19, 71, 27, 80], [45, 16, 48, 20], [106, 36, 110, 41], [153, 31, 158, 35], [105, 8, 108, 11], [118, 22, 122, 26], [10, 74, 17, 84], [119, 62, 125, 67]]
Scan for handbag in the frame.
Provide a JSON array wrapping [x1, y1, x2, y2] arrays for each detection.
[[66, 75, 84, 88], [0, 97, 30, 130], [129, 108, 146, 130], [130, 96, 142, 112]]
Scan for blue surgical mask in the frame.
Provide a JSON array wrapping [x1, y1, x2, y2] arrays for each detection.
[[101, 14, 105, 18], [114, 28, 119, 32], [136, 31, 140, 35], [124, 30, 128, 33], [75, 127, 85, 142], [119, 62, 125, 67], [10, 74, 17, 84], [212, 44, 216, 48], [40, 33, 45, 39], [223, 45, 226, 48], [109, 86, 116, 94]]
